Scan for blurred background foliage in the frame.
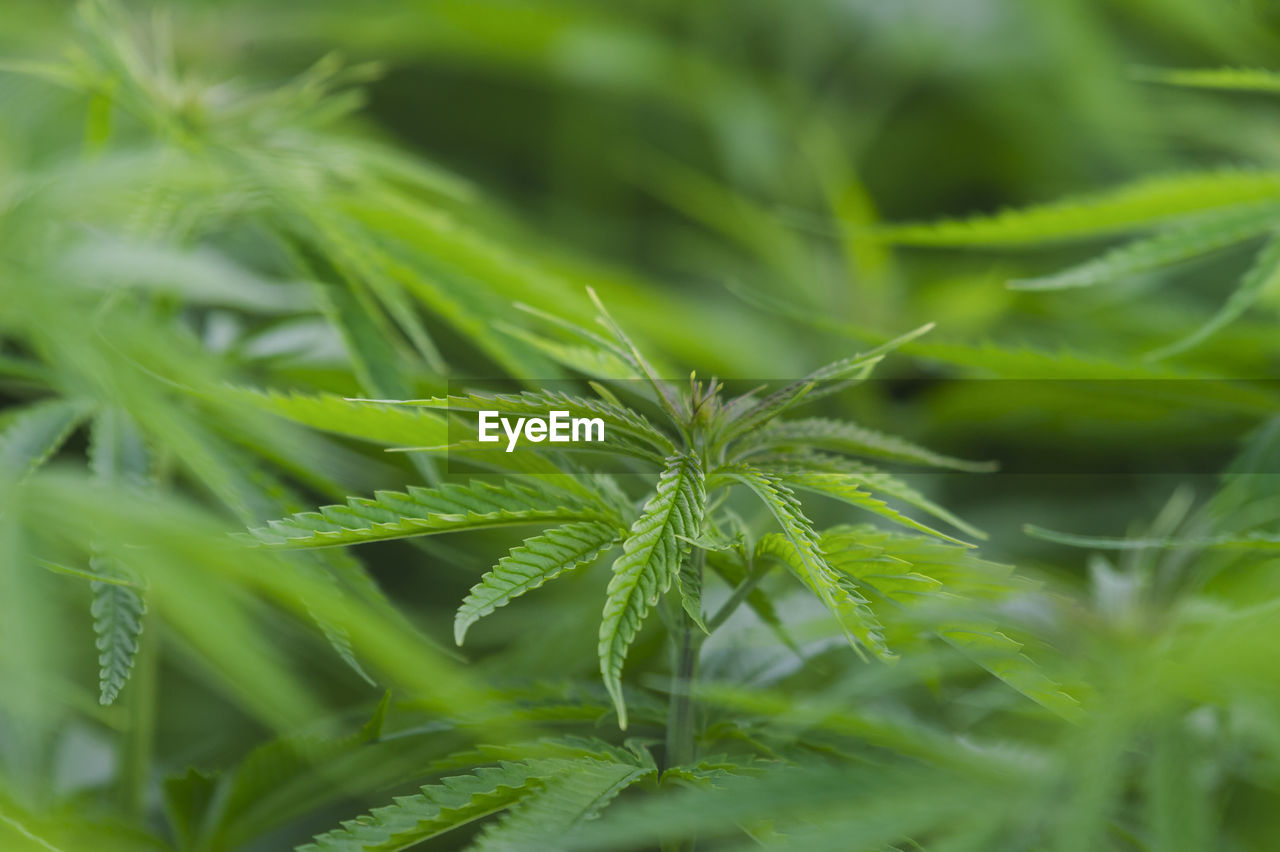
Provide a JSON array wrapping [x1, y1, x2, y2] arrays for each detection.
[[5, 0, 1280, 849]]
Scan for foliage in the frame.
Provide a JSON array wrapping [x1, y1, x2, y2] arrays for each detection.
[[5, 1, 1280, 851]]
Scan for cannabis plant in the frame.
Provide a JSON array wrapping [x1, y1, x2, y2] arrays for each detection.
[[11, 1, 1280, 850], [243, 295, 1073, 850]]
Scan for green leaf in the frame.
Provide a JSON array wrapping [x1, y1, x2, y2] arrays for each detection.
[[455, 521, 622, 645], [87, 407, 151, 488], [599, 454, 706, 728], [875, 170, 1280, 246], [730, 469, 892, 660], [1134, 66, 1280, 94], [720, 326, 932, 443], [938, 626, 1083, 721], [1023, 524, 1280, 551], [674, 549, 708, 634], [1008, 202, 1280, 290], [764, 454, 985, 539], [495, 324, 639, 381], [213, 694, 391, 847], [87, 408, 151, 705], [767, 470, 972, 545], [228, 388, 447, 447], [1148, 232, 1280, 359], [311, 278, 412, 397], [296, 760, 567, 852], [0, 398, 86, 481], [744, 418, 994, 472], [90, 557, 146, 706], [163, 768, 219, 852], [467, 758, 654, 852], [250, 480, 618, 548], [820, 525, 1018, 598]]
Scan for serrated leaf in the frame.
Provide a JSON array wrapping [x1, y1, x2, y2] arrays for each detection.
[[816, 532, 939, 601], [163, 767, 219, 852], [87, 408, 151, 705], [675, 550, 708, 634], [455, 521, 622, 645], [0, 398, 85, 480], [821, 525, 1018, 597], [875, 170, 1280, 246], [730, 469, 891, 660], [939, 626, 1082, 721], [296, 760, 566, 852], [1148, 231, 1280, 359], [721, 326, 931, 444], [767, 470, 972, 545], [250, 480, 618, 548], [1008, 202, 1280, 290], [467, 758, 654, 852], [90, 558, 146, 706], [599, 454, 706, 728], [745, 417, 994, 472], [496, 324, 639, 381], [763, 453, 985, 539]]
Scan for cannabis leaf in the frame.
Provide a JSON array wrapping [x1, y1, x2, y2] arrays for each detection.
[[249, 480, 620, 548], [0, 398, 86, 480], [741, 417, 995, 472], [89, 558, 146, 706], [455, 521, 624, 645], [729, 468, 892, 660], [599, 453, 706, 728], [874, 170, 1280, 246], [296, 752, 653, 852]]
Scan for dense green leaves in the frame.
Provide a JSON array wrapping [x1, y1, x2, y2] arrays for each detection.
[[11, 2, 1276, 849], [730, 468, 892, 660], [1008, 202, 1280, 291], [1149, 232, 1280, 358]]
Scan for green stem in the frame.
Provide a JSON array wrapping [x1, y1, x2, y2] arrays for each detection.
[[123, 613, 157, 817], [708, 570, 766, 632], [665, 612, 701, 770], [663, 551, 706, 852]]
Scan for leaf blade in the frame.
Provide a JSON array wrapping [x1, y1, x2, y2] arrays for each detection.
[[598, 454, 706, 728]]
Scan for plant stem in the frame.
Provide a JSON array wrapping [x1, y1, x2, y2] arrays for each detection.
[[708, 570, 766, 632], [123, 611, 157, 817], [663, 551, 706, 852], [665, 610, 701, 770]]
